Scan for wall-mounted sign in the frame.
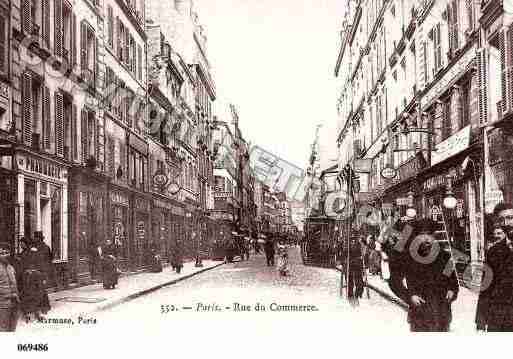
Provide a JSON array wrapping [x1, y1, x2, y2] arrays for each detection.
[[354, 159, 373, 173], [431, 125, 471, 166], [396, 197, 412, 206], [431, 205, 442, 221], [152, 169, 169, 188], [398, 153, 426, 181], [381, 166, 397, 179]]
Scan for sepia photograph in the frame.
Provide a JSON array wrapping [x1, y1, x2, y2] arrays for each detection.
[[0, 0, 512, 356]]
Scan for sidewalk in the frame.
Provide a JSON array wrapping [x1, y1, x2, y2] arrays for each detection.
[[18, 259, 224, 332], [336, 266, 479, 334]]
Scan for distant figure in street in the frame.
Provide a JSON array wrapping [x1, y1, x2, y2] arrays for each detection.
[[19, 234, 52, 321], [101, 239, 119, 289], [387, 219, 459, 332], [148, 242, 163, 273], [88, 240, 102, 280], [264, 238, 275, 266], [476, 221, 513, 331], [277, 241, 289, 276], [170, 239, 184, 274], [0, 243, 19, 332], [341, 235, 364, 303]]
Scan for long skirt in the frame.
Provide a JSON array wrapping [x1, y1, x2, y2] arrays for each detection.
[[102, 258, 119, 288], [20, 269, 50, 315]]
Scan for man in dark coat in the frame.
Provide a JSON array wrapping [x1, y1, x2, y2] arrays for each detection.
[[101, 239, 119, 289], [387, 219, 459, 332], [341, 234, 364, 301], [88, 240, 101, 280], [170, 239, 184, 273], [19, 235, 52, 320], [264, 238, 275, 266], [476, 223, 513, 331]]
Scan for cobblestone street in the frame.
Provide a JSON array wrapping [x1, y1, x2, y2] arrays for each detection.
[[25, 247, 407, 335]]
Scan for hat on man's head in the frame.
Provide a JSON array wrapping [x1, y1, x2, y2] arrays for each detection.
[[493, 202, 513, 217]]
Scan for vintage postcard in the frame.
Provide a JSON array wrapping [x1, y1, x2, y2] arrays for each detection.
[[0, 0, 512, 356]]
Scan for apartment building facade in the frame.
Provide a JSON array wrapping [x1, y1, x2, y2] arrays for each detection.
[[335, 0, 485, 271]]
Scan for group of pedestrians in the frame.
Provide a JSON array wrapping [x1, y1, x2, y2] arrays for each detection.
[[0, 232, 53, 332]]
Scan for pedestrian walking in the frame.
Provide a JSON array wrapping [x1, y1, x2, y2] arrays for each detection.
[[264, 238, 275, 266], [170, 239, 184, 274], [88, 240, 102, 280], [101, 239, 119, 289], [19, 235, 52, 321], [476, 222, 513, 331], [277, 241, 289, 276], [387, 219, 459, 332], [148, 241, 163, 273], [0, 243, 19, 332], [341, 234, 364, 303]]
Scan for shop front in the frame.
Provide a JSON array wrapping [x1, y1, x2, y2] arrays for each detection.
[[69, 167, 109, 284], [417, 147, 483, 280], [151, 197, 185, 264], [14, 152, 69, 288]]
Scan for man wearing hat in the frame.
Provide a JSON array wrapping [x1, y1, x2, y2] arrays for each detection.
[[0, 242, 19, 331]]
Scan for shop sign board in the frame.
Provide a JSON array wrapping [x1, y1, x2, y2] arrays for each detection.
[[396, 197, 412, 206], [381, 166, 397, 180], [485, 190, 504, 214], [431, 125, 471, 166]]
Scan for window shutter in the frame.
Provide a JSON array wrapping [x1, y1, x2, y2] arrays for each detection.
[[42, 0, 50, 48], [507, 26, 513, 115], [72, 13, 77, 65], [107, 137, 114, 176], [477, 48, 488, 125], [452, 1, 459, 50], [447, 4, 454, 55], [500, 29, 508, 115], [94, 35, 99, 88], [120, 141, 126, 181], [466, 0, 474, 33], [117, 18, 122, 60], [0, 14, 5, 74], [80, 21, 87, 70], [137, 45, 142, 81], [130, 35, 135, 72], [54, 0, 63, 57], [94, 112, 99, 161], [21, 0, 31, 35], [125, 30, 130, 66], [81, 109, 88, 162], [22, 72, 32, 146], [72, 104, 78, 160], [108, 6, 113, 48], [43, 86, 50, 149], [54, 91, 64, 157]]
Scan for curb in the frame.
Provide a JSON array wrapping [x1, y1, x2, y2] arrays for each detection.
[[333, 267, 408, 311], [91, 262, 225, 313]]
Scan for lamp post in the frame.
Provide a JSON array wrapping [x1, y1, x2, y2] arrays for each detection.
[[443, 176, 458, 245]]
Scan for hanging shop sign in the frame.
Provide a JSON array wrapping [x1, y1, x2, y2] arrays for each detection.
[[111, 191, 129, 206], [354, 159, 373, 173], [137, 221, 146, 239], [431, 125, 471, 166], [152, 169, 169, 188], [135, 198, 150, 212], [381, 166, 397, 180], [422, 166, 464, 192]]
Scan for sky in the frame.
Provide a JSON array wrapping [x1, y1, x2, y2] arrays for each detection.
[[194, 0, 346, 170]]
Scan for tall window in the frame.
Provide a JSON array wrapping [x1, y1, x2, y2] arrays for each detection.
[[448, 0, 459, 55], [81, 108, 97, 162], [432, 23, 442, 72], [107, 6, 113, 49], [0, 7, 7, 76]]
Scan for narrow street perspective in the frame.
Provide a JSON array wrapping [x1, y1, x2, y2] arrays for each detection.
[[19, 247, 407, 335]]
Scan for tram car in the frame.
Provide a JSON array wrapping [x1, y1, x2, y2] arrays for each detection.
[[302, 216, 338, 268]]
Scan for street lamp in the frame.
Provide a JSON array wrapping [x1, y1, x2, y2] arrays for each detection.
[[443, 177, 457, 210]]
